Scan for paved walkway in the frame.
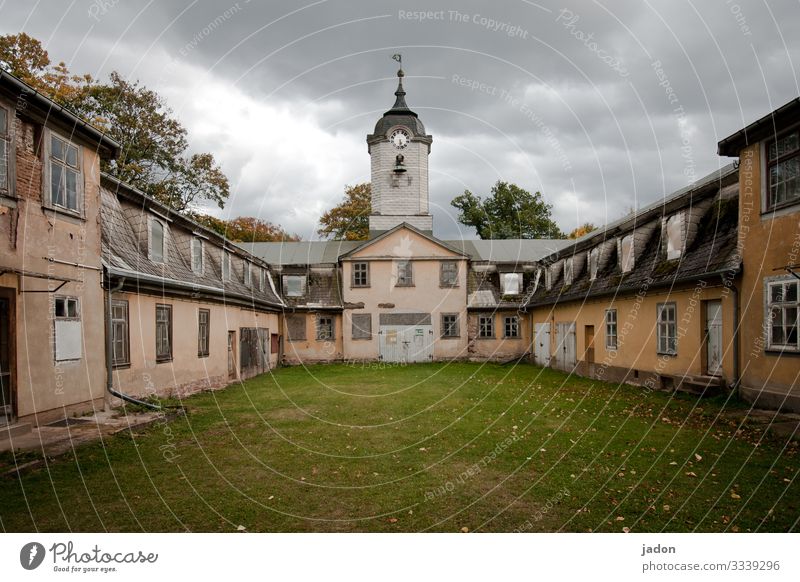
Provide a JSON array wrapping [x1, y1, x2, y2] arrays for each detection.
[[0, 409, 179, 477]]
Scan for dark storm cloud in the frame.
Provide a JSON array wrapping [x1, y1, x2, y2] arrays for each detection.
[[1, 0, 797, 238]]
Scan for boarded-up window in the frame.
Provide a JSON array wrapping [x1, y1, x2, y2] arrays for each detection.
[[271, 333, 280, 354], [665, 213, 685, 260], [54, 296, 81, 361], [501, 273, 522, 295], [589, 247, 600, 280], [286, 314, 306, 342], [351, 313, 372, 340], [619, 235, 634, 273], [441, 313, 459, 338], [440, 261, 458, 287], [283, 275, 306, 297]]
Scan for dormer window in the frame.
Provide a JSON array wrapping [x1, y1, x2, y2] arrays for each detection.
[[258, 267, 266, 291], [150, 218, 166, 263], [545, 267, 552, 291], [243, 261, 252, 287], [664, 212, 685, 260], [501, 272, 522, 295], [222, 251, 232, 281], [564, 259, 573, 285], [619, 235, 634, 273], [589, 247, 600, 281], [191, 238, 204, 274], [283, 275, 306, 297]]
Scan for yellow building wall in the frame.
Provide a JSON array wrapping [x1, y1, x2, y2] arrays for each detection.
[[737, 142, 800, 396], [282, 312, 343, 365], [467, 310, 530, 361], [530, 281, 736, 388]]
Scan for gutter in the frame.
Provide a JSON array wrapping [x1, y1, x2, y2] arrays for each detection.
[[104, 275, 161, 411]]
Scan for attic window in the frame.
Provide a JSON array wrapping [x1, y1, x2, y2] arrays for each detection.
[[191, 238, 204, 274], [222, 251, 232, 281], [244, 261, 252, 287], [665, 212, 685, 261], [564, 259, 573, 286], [501, 273, 522, 295], [619, 235, 634, 273], [150, 218, 166, 263], [284, 275, 306, 297], [589, 247, 600, 281], [545, 267, 552, 291], [767, 129, 800, 210]]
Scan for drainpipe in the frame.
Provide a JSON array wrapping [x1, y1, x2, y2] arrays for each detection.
[[105, 275, 161, 410]]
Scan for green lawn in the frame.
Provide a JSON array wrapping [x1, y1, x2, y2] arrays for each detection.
[[1, 362, 798, 532]]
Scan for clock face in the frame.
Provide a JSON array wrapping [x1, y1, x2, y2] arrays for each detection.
[[390, 129, 410, 149]]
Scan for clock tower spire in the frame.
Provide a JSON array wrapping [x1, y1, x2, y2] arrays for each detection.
[[367, 57, 433, 237]]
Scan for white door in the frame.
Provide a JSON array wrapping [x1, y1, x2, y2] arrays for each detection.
[[706, 300, 722, 375], [534, 323, 551, 367], [380, 325, 433, 363], [554, 322, 576, 371]]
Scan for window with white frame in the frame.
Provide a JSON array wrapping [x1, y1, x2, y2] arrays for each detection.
[[150, 218, 166, 263], [440, 261, 459, 287], [619, 235, 634, 273], [767, 279, 799, 351], [49, 132, 81, 212], [222, 251, 232, 281], [478, 314, 494, 338], [191, 238, 204, 274], [657, 302, 677, 355], [111, 300, 129, 367], [352, 262, 369, 287], [665, 212, 685, 260], [396, 260, 413, 286], [54, 296, 82, 361], [605, 309, 618, 350], [504, 316, 520, 338], [501, 272, 523, 295], [589, 247, 600, 281], [0, 105, 10, 197], [283, 275, 306, 297], [767, 129, 800, 210], [244, 261, 252, 286], [564, 259, 573, 285]]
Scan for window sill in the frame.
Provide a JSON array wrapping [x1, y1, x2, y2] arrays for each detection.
[[503, 336, 522, 340], [656, 351, 677, 357], [440, 336, 460, 340], [43, 204, 85, 222], [156, 358, 173, 364], [198, 353, 210, 359], [351, 286, 371, 290], [439, 285, 459, 289], [0, 194, 18, 208], [112, 363, 131, 370], [395, 284, 415, 288], [763, 200, 800, 216], [764, 347, 800, 356]]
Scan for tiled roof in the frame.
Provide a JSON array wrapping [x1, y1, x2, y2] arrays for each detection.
[[100, 186, 283, 308]]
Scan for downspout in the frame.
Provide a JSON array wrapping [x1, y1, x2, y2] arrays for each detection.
[[105, 275, 161, 410]]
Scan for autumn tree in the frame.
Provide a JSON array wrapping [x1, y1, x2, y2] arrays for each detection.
[[568, 222, 598, 239], [451, 181, 564, 239], [189, 214, 299, 242], [317, 183, 371, 241], [0, 33, 229, 212]]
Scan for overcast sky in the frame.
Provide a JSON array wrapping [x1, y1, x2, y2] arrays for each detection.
[[2, 0, 798, 239]]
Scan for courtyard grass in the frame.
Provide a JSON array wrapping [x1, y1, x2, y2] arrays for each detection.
[[0, 362, 798, 532]]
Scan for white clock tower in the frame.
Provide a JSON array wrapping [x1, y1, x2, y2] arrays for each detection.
[[367, 64, 433, 237]]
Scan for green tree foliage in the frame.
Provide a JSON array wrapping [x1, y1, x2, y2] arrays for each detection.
[[317, 183, 371, 241], [450, 181, 564, 239]]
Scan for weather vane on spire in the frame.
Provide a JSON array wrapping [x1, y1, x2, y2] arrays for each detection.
[[392, 53, 404, 77]]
